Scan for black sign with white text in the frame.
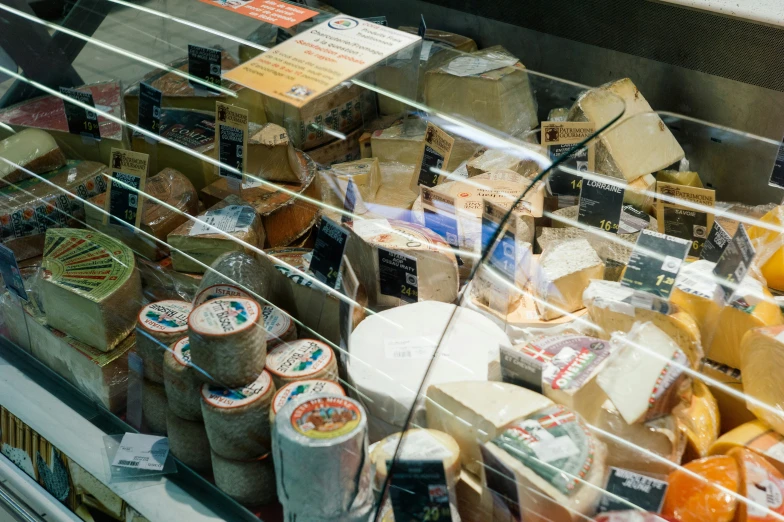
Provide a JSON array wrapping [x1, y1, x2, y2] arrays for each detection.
[[59, 87, 100, 140], [713, 224, 756, 297], [578, 179, 625, 233], [378, 248, 418, 303], [138, 82, 162, 136], [310, 217, 348, 289], [622, 230, 691, 299], [389, 459, 452, 522], [188, 45, 221, 92]]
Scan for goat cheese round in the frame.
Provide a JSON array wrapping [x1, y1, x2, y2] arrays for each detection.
[[142, 379, 168, 435], [262, 305, 296, 348]]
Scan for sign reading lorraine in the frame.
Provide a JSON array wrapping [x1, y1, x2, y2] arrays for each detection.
[[223, 16, 421, 108]]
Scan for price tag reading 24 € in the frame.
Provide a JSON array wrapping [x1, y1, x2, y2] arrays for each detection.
[[104, 149, 148, 229], [622, 229, 691, 299], [378, 247, 418, 303], [577, 178, 625, 233], [215, 102, 249, 188]]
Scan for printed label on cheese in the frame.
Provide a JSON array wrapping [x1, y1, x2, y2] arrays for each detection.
[[42, 229, 135, 303], [271, 379, 345, 414], [172, 337, 192, 367], [289, 396, 362, 439], [491, 405, 594, 496], [201, 370, 273, 409], [189, 205, 255, 236], [745, 462, 784, 519], [190, 298, 259, 335], [272, 249, 314, 288], [266, 339, 333, 377], [138, 300, 191, 333], [381, 431, 452, 460], [262, 305, 292, 339], [521, 335, 611, 391], [352, 218, 391, 239], [384, 336, 436, 359], [194, 284, 252, 305]]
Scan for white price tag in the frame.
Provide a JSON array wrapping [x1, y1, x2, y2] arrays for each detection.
[[189, 205, 254, 236], [112, 433, 169, 471], [530, 435, 580, 463]]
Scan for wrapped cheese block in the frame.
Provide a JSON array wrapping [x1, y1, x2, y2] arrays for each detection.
[[674, 380, 720, 462], [135, 300, 192, 383], [662, 456, 739, 522], [671, 260, 724, 342], [369, 118, 478, 167], [0, 129, 65, 185], [710, 420, 784, 476], [163, 336, 203, 420]]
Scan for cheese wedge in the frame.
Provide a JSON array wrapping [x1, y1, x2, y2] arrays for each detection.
[[623, 173, 656, 213], [370, 429, 461, 491], [740, 325, 784, 435], [535, 239, 604, 320], [730, 447, 784, 521], [674, 380, 720, 462], [0, 129, 65, 185], [709, 421, 784, 477], [568, 78, 684, 181], [370, 118, 478, 168], [671, 260, 724, 343], [662, 455, 739, 522], [247, 123, 308, 184], [465, 146, 544, 179]]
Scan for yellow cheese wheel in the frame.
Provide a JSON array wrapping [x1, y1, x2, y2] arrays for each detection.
[[710, 420, 784, 476], [748, 206, 784, 291]]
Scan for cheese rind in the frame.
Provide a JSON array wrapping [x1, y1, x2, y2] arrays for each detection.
[[0, 129, 65, 185], [142, 379, 168, 435], [211, 451, 276, 506], [370, 429, 461, 491], [671, 260, 724, 343], [623, 173, 656, 213], [674, 380, 720, 462], [748, 205, 784, 292], [166, 409, 211, 472], [741, 325, 784, 435], [265, 339, 338, 388], [535, 239, 604, 320], [709, 420, 784, 476], [247, 123, 308, 183], [135, 300, 192, 383], [163, 336, 203, 421], [730, 447, 784, 522]]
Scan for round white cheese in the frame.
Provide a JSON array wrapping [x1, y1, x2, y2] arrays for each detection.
[[135, 300, 192, 383], [201, 370, 276, 460], [265, 339, 338, 387], [166, 408, 211, 472], [261, 305, 296, 348], [163, 336, 202, 420], [142, 379, 168, 435], [269, 379, 345, 423], [211, 451, 276, 507], [188, 297, 266, 387]]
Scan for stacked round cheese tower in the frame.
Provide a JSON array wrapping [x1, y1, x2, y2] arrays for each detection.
[[265, 339, 339, 388]]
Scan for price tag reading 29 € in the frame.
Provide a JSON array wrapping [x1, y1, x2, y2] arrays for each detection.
[[104, 149, 149, 229], [215, 102, 249, 189], [389, 459, 453, 522], [622, 229, 691, 299], [577, 178, 625, 233]]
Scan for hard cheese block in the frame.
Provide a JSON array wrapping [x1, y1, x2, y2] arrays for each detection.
[[623, 173, 656, 213], [741, 325, 784, 435], [465, 145, 545, 179], [39, 228, 142, 351], [0, 129, 65, 185], [305, 126, 362, 166], [710, 420, 784, 476], [124, 51, 265, 125], [481, 405, 607, 521], [86, 168, 198, 261], [568, 78, 684, 181], [369, 118, 478, 167], [0, 160, 108, 261], [662, 455, 739, 522], [318, 158, 381, 222], [0, 81, 128, 164], [535, 238, 604, 320], [167, 195, 264, 274], [748, 205, 784, 292], [701, 358, 757, 433], [425, 381, 552, 476], [424, 46, 538, 136], [597, 321, 689, 424], [247, 123, 308, 184]]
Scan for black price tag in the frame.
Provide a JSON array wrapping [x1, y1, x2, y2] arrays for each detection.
[[662, 207, 709, 257], [310, 217, 349, 289], [417, 145, 445, 188], [546, 167, 583, 198], [597, 467, 668, 514], [219, 125, 244, 180], [622, 229, 691, 299], [0, 244, 28, 301], [418, 15, 427, 37], [104, 149, 148, 229], [363, 16, 388, 25], [188, 45, 222, 92], [378, 248, 418, 303], [769, 139, 784, 189], [138, 82, 162, 136], [700, 221, 732, 263], [389, 459, 452, 522], [713, 224, 756, 297], [619, 205, 651, 234], [342, 179, 357, 224], [500, 346, 543, 394], [59, 87, 100, 141], [479, 445, 521, 519], [577, 178, 624, 233]]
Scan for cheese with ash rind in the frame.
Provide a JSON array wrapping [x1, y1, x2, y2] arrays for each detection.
[[268, 379, 345, 424], [261, 305, 296, 348], [142, 379, 168, 435], [535, 238, 605, 320], [201, 369, 276, 460], [188, 297, 266, 387], [598, 321, 690, 424], [166, 408, 211, 472], [211, 451, 277, 507], [568, 78, 684, 181], [40, 228, 143, 352], [426, 380, 552, 476], [247, 123, 308, 184], [265, 339, 338, 388], [0, 129, 65, 185], [135, 300, 192, 383], [196, 250, 286, 312], [163, 336, 203, 421]]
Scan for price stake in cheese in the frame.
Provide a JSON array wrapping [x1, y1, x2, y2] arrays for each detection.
[[59, 87, 101, 141], [137, 82, 162, 137], [499, 345, 543, 394], [111, 433, 169, 472], [541, 121, 595, 201], [712, 223, 756, 297], [215, 102, 249, 191], [700, 220, 732, 263], [188, 44, 222, 92], [0, 244, 28, 301], [622, 229, 691, 299], [378, 247, 418, 304], [421, 186, 461, 264], [657, 182, 715, 257], [411, 123, 454, 190], [309, 217, 349, 289], [103, 148, 148, 229], [479, 443, 522, 518], [596, 467, 668, 514], [481, 200, 516, 281], [577, 178, 624, 233], [388, 459, 453, 522]]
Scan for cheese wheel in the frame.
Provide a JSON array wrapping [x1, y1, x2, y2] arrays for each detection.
[[370, 429, 461, 490], [188, 297, 266, 387], [730, 447, 784, 521], [135, 300, 192, 383], [163, 336, 202, 421], [195, 251, 278, 308], [662, 456, 739, 522], [748, 205, 784, 291], [265, 339, 338, 388], [166, 409, 211, 472], [211, 451, 276, 506], [741, 325, 784, 435], [142, 379, 168, 435], [674, 380, 720, 462], [261, 305, 296, 348], [193, 284, 252, 305], [710, 421, 784, 476], [268, 379, 345, 424], [201, 370, 276, 460]]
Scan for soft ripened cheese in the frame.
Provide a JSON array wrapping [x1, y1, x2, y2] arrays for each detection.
[[142, 379, 168, 435], [706, 276, 782, 370], [424, 47, 538, 136], [345, 219, 459, 307], [370, 429, 461, 490], [188, 297, 267, 387], [425, 381, 552, 476], [535, 239, 605, 320], [39, 228, 143, 352], [623, 173, 656, 213], [247, 123, 308, 184], [163, 337, 202, 421], [671, 260, 724, 343], [201, 370, 276, 460], [352, 302, 509, 441], [661, 455, 739, 522], [0, 129, 65, 185], [268, 379, 345, 423], [167, 195, 264, 274], [516, 334, 612, 422], [211, 451, 276, 506], [674, 380, 720, 462], [591, 399, 684, 477], [741, 325, 784, 435], [598, 322, 690, 424], [135, 300, 192, 383], [730, 447, 784, 521], [568, 78, 684, 181], [166, 408, 211, 472], [583, 279, 704, 368], [265, 339, 338, 388], [710, 421, 784, 476], [482, 405, 607, 521]]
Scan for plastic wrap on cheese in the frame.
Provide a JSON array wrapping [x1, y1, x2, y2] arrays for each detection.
[[748, 205, 784, 292], [0, 129, 65, 185], [662, 456, 739, 522]]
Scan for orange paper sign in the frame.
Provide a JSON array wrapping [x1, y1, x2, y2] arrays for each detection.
[[199, 0, 318, 29], [223, 16, 421, 108]]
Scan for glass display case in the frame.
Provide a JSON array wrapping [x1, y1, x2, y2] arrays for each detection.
[[0, 1, 783, 521]]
